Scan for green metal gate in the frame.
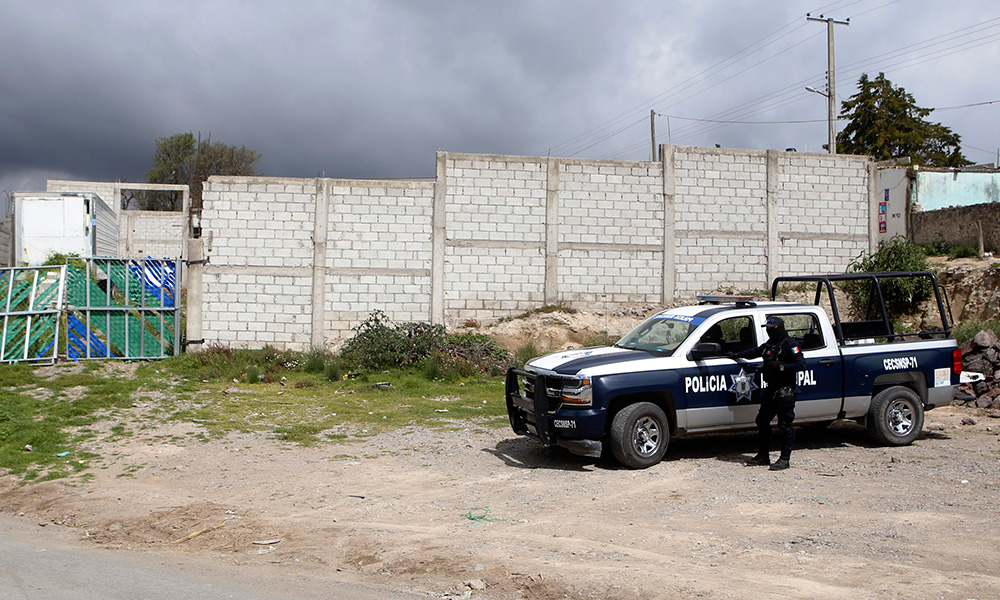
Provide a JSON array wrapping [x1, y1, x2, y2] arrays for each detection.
[[0, 266, 66, 364], [64, 258, 182, 360]]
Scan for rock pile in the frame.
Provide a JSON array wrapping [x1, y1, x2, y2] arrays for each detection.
[[955, 329, 1000, 409]]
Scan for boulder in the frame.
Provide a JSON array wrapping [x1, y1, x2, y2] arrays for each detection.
[[984, 347, 999, 365], [966, 357, 992, 376], [973, 329, 999, 349]]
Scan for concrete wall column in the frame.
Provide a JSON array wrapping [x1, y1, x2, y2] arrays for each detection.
[[310, 178, 329, 348], [185, 237, 204, 351], [544, 158, 560, 305], [660, 144, 676, 304], [765, 149, 779, 286], [431, 151, 448, 325]]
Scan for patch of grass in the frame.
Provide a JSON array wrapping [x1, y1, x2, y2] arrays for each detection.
[[953, 319, 1000, 344], [166, 369, 504, 443], [0, 312, 520, 480], [922, 239, 983, 259], [0, 360, 155, 481]]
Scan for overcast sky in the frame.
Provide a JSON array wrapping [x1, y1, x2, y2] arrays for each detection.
[[2, 0, 999, 207]]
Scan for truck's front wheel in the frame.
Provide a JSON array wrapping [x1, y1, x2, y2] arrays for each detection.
[[867, 386, 924, 446], [610, 402, 669, 469]]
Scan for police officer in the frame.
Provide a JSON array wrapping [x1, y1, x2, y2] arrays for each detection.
[[733, 316, 806, 471]]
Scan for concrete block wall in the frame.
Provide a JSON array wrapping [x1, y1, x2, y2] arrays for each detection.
[[200, 178, 319, 346], [557, 160, 663, 305], [672, 148, 769, 294], [324, 180, 434, 335], [195, 147, 874, 351], [774, 154, 870, 275], [443, 155, 548, 321], [121, 211, 186, 259]]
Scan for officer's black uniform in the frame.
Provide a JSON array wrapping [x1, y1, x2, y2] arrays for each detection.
[[735, 316, 806, 470]]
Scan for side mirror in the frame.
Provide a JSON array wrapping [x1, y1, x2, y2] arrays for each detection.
[[690, 342, 722, 360]]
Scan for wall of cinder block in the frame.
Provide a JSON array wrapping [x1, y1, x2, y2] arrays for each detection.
[[197, 147, 875, 350]]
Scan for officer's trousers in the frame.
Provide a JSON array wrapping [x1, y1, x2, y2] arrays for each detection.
[[755, 391, 795, 459]]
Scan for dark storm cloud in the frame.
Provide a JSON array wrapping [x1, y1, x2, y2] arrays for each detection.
[[2, 0, 999, 197]]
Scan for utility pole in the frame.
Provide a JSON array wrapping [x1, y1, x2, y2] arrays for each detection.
[[807, 13, 849, 154], [650, 109, 657, 161]]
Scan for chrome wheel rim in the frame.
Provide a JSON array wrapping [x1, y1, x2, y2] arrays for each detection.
[[632, 416, 662, 456], [887, 398, 915, 436]]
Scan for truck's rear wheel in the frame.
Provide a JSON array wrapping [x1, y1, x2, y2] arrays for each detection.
[[867, 386, 923, 446], [610, 402, 669, 469]]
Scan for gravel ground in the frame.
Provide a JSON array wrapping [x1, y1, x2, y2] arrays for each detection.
[[1, 403, 998, 600]]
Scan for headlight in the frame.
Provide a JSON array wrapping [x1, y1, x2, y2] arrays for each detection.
[[557, 376, 593, 407]]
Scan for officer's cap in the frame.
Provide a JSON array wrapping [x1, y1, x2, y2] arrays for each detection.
[[762, 316, 784, 328]]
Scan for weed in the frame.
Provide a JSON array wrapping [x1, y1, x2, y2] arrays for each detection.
[[581, 334, 618, 348], [302, 349, 327, 374], [515, 342, 540, 368], [324, 360, 343, 382]]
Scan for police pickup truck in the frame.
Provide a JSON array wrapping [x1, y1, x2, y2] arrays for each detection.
[[505, 272, 962, 469]]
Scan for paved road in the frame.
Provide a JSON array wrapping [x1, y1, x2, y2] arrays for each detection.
[[0, 515, 424, 600]]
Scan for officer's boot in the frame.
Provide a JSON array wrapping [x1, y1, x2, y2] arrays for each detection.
[[769, 455, 790, 471], [745, 452, 770, 466]]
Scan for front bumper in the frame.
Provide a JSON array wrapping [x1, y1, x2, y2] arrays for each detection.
[[505, 368, 605, 457]]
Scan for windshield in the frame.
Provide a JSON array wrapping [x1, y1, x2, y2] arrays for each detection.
[[616, 313, 704, 355]]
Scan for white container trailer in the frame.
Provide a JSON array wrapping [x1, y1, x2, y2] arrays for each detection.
[[13, 192, 118, 266]]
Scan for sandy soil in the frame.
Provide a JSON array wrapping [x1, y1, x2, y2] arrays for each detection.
[[1, 402, 998, 600]]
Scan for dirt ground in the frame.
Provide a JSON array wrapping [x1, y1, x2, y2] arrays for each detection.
[[1, 401, 998, 600], [3, 260, 998, 599]]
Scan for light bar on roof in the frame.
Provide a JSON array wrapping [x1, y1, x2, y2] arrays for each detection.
[[696, 294, 758, 305]]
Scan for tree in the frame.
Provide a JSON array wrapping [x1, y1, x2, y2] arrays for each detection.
[[144, 132, 261, 210], [836, 73, 970, 167]]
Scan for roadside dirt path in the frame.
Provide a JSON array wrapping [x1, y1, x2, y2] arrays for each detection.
[[1, 404, 998, 599]]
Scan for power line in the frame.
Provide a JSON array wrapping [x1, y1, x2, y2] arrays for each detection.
[[557, 4, 1000, 161], [544, 13, 813, 156], [668, 19, 1000, 145], [935, 99, 1000, 112], [656, 112, 830, 125]]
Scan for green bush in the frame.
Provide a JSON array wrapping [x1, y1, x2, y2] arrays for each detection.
[[244, 364, 262, 384], [948, 241, 980, 260], [339, 311, 447, 373], [846, 235, 931, 319]]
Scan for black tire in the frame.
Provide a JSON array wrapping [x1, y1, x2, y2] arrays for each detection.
[[609, 402, 669, 469], [866, 386, 924, 446]]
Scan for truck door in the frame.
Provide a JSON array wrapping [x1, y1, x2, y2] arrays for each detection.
[[767, 312, 844, 420], [682, 315, 762, 430]]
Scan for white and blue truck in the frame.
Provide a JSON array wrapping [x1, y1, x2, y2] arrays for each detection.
[[505, 272, 962, 468]]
